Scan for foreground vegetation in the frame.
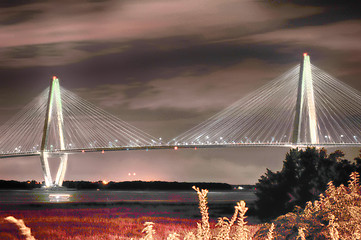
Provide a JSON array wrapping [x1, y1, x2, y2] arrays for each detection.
[[255, 148, 361, 220], [1, 172, 360, 239]]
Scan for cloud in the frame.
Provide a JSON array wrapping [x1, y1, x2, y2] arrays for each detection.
[[81, 59, 291, 112], [0, 41, 130, 67], [67, 58, 294, 141], [0, 0, 320, 67], [239, 20, 361, 85], [0, 9, 42, 25], [75, 83, 137, 108], [0, 0, 318, 46], [245, 20, 361, 52]]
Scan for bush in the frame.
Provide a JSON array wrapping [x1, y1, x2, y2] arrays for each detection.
[[255, 148, 361, 221], [254, 172, 361, 239]]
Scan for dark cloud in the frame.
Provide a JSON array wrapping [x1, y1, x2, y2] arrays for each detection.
[[6, 45, 42, 58], [0, 0, 40, 8], [73, 41, 121, 53], [284, 6, 360, 28], [0, 36, 293, 86], [0, 10, 42, 25], [266, 0, 358, 8]]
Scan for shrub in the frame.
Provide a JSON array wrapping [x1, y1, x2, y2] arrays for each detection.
[[254, 172, 361, 239], [255, 147, 360, 221]]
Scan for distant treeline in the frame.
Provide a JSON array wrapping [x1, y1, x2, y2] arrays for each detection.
[[0, 180, 243, 191], [0, 180, 40, 190], [64, 181, 234, 191]]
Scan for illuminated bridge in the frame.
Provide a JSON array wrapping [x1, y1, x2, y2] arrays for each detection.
[[1, 54, 361, 187]]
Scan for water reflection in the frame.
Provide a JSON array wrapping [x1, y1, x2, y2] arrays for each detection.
[[49, 193, 72, 202]]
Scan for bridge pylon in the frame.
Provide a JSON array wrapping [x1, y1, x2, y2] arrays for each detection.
[[40, 76, 68, 187], [292, 53, 319, 144]]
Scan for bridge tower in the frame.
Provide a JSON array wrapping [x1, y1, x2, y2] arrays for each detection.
[[40, 76, 68, 187], [292, 53, 319, 144]]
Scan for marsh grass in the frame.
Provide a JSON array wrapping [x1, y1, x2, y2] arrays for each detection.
[[4, 216, 36, 240], [2, 172, 360, 239]]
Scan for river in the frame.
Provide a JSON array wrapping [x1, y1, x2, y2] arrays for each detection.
[[0, 189, 257, 221]]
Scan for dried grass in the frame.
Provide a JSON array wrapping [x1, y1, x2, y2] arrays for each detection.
[[4, 216, 36, 240], [141, 222, 155, 240]]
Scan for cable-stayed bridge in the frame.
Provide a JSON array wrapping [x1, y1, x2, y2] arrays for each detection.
[[169, 54, 361, 147], [0, 54, 360, 187]]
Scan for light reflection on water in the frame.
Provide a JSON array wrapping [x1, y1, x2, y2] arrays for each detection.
[[49, 193, 71, 202]]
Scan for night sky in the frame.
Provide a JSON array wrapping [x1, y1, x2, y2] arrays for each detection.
[[0, 1, 360, 184]]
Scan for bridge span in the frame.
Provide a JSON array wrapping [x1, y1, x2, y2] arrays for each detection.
[[1, 53, 361, 187]]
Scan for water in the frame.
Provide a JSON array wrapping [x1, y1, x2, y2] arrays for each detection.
[[0, 189, 256, 204], [0, 189, 257, 220]]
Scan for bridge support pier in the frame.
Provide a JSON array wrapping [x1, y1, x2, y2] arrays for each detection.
[[292, 53, 319, 145], [40, 152, 68, 187], [55, 154, 68, 186], [40, 152, 53, 187], [40, 76, 68, 188]]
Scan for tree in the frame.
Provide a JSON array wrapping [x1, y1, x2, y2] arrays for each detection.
[[255, 147, 360, 221]]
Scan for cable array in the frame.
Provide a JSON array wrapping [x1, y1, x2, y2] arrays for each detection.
[[169, 64, 361, 146], [169, 66, 300, 145], [312, 65, 361, 144], [0, 90, 48, 155], [0, 86, 160, 155]]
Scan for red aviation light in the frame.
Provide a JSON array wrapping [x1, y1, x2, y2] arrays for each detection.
[[53, 76, 57, 80], [303, 53, 308, 57], [174, 146, 178, 150]]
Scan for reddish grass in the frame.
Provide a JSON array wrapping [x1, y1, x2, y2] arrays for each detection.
[[0, 206, 260, 239], [0, 207, 202, 239]]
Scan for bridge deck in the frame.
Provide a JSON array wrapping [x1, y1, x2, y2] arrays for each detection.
[[1, 143, 361, 159]]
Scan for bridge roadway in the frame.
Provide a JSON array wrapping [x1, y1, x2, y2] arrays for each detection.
[[1, 143, 361, 159]]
